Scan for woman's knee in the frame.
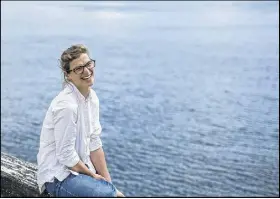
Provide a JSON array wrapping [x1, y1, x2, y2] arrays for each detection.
[[94, 180, 117, 197]]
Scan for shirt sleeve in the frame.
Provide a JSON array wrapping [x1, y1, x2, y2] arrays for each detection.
[[52, 101, 80, 168], [89, 91, 103, 152], [89, 123, 103, 152]]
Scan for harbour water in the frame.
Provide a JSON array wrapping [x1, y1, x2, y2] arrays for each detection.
[[1, 1, 279, 196]]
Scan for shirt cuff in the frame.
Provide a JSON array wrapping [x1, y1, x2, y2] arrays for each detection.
[[89, 136, 103, 152], [63, 153, 80, 168]]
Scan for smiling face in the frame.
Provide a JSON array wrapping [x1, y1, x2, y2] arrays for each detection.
[[60, 44, 96, 96], [67, 53, 95, 91]]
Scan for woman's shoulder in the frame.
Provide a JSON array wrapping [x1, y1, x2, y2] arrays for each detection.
[[90, 88, 99, 103], [50, 89, 78, 113]]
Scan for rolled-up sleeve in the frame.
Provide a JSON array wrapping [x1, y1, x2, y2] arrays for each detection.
[[52, 101, 80, 168], [89, 91, 103, 152], [89, 122, 103, 152]]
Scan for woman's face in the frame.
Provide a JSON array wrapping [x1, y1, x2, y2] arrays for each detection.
[[67, 53, 95, 90]]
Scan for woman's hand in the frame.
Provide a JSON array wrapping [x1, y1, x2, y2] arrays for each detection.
[[91, 173, 107, 181], [92, 173, 124, 197], [116, 189, 125, 197]]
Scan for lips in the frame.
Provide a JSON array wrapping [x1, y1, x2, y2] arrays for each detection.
[[81, 71, 93, 80], [81, 74, 92, 80]]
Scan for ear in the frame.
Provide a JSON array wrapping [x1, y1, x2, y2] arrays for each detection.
[[64, 71, 71, 81]]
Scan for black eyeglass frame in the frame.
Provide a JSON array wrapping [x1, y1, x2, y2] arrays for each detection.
[[67, 59, 96, 74]]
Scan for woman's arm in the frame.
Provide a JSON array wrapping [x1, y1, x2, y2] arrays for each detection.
[[70, 160, 106, 181], [90, 147, 112, 182], [90, 147, 125, 197], [53, 102, 105, 181]]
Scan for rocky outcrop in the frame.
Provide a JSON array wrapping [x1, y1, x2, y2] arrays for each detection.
[[1, 152, 52, 197]]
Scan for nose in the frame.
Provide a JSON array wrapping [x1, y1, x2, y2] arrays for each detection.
[[83, 67, 93, 75]]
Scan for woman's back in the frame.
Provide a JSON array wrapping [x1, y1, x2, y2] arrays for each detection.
[[37, 86, 79, 193]]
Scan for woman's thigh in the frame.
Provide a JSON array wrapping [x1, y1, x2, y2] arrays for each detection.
[[45, 174, 117, 197]]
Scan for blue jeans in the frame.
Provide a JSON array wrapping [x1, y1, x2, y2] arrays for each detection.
[[45, 174, 117, 197]]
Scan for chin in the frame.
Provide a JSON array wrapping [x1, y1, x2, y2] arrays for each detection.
[[80, 77, 94, 88], [88, 79, 94, 87], [88, 82, 94, 87]]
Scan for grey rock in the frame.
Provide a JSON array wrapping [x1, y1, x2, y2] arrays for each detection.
[[1, 152, 52, 197]]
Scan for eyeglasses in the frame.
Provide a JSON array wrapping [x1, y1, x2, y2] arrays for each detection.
[[68, 59, 95, 74]]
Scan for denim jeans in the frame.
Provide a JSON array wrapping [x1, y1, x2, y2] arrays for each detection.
[[45, 173, 117, 197]]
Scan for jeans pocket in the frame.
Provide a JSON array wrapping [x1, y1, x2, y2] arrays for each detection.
[[55, 178, 64, 196], [45, 180, 57, 196]]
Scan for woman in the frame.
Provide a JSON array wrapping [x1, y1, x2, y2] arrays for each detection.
[[37, 44, 124, 197]]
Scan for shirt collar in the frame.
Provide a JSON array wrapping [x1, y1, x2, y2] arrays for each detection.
[[65, 82, 93, 103]]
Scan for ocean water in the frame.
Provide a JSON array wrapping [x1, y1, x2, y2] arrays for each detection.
[[1, 1, 279, 197]]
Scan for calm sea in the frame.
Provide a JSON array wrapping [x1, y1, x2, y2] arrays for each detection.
[[1, 1, 279, 197]]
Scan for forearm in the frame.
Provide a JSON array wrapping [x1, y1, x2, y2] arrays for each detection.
[[70, 160, 95, 178], [90, 147, 112, 182]]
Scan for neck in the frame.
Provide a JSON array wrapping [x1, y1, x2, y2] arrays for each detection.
[[78, 86, 90, 98], [69, 81, 90, 98]]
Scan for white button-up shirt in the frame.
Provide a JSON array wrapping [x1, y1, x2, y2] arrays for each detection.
[[37, 82, 103, 193]]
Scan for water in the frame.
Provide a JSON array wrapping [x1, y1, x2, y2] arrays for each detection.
[[1, 1, 279, 197]]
